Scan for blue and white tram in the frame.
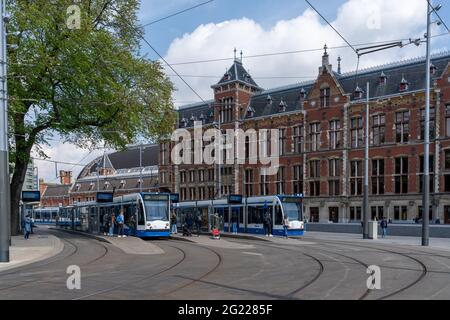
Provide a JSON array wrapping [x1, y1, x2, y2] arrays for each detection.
[[246, 195, 304, 236], [175, 195, 304, 237], [32, 207, 60, 224], [113, 193, 171, 238]]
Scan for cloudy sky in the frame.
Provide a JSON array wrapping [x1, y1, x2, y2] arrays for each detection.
[[35, 0, 450, 183]]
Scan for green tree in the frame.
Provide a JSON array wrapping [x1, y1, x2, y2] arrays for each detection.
[[7, 0, 176, 235]]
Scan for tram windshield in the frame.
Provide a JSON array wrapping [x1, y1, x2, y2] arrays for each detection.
[[144, 201, 169, 221], [281, 198, 302, 221]]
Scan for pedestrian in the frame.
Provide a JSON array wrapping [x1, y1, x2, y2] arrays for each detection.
[[380, 217, 388, 238], [117, 209, 126, 238], [129, 214, 136, 237], [24, 215, 32, 240], [196, 213, 202, 237], [283, 215, 289, 239], [171, 211, 178, 234], [109, 214, 115, 237], [186, 213, 194, 236], [103, 213, 109, 236], [264, 211, 273, 237], [55, 215, 60, 227], [231, 212, 238, 234], [212, 212, 220, 239], [30, 217, 35, 234]]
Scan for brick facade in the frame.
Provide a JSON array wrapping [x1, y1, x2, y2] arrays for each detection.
[[160, 50, 450, 224]]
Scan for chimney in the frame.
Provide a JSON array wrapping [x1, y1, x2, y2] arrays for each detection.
[[59, 170, 72, 185]]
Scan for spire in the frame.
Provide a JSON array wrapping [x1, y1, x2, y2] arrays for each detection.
[[240, 50, 243, 63], [337, 56, 341, 74], [319, 43, 332, 74], [234, 48, 237, 60]]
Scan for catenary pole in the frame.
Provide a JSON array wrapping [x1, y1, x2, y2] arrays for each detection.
[[0, 0, 10, 262], [363, 82, 370, 239], [422, 0, 432, 246]]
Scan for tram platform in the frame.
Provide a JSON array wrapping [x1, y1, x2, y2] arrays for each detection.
[[0, 227, 63, 272]]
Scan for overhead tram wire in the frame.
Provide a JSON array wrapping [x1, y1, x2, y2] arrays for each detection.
[[427, 0, 450, 34], [112, 12, 209, 105], [142, 0, 214, 28]]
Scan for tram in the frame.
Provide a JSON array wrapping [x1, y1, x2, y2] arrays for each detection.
[[175, 195, 305, 237], [54, 192, 171, 238]]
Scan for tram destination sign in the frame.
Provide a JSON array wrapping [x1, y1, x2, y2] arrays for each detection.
[[22, 191, 41, 203], [170, 193, 180, 203], [96, 192, 114, 203], [143, 194, 169, 201], [228, 194, 243, 204], [280, 196, 303, 203]]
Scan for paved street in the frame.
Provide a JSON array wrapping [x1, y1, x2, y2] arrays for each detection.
[[1, 228, 450, 300]]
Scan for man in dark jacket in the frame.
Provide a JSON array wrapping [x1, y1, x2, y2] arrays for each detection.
[[380, 217, 388, 238]]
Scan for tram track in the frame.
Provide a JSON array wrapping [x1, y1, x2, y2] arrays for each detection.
[[161, 243, 223, 297], [297, 239, 429, 300], [0, 231, 110, 292], [72, 244, 188, 300]]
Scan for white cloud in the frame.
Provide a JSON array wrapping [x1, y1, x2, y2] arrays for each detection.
[[164, 0, 447, 105], [32, 142, 107, 184]]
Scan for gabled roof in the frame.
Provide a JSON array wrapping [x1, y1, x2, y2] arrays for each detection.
[[42, 184, 71, 198], [212, 59, 262, 90]]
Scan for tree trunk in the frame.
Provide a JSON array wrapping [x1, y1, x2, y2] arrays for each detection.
[[10, 147, 32, 236]]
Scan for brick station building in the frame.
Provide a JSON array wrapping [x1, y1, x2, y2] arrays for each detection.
[[159, 48, 450, 224]]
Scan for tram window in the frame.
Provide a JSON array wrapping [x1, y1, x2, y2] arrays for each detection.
[[248, 206, 266, 224], [138, 201, 145, 225], [275, 205, 283, 225]]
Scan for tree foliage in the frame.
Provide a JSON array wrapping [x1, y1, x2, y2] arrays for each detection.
[[6, 0, 176, 234]]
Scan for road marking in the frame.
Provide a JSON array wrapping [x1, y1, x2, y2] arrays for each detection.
[[242, 252, 263, 256]]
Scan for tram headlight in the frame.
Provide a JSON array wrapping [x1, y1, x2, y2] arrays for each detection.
[[165, 223, 169, 229]]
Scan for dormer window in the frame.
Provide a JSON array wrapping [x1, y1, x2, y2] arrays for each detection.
[[279, 99, 287, 113], [223, 71, 231, 81], [300, 88, 306, 99], [89, 182, 95, 191], [430, 63, 437, 75], [75, 184, 81, 192], [267, 95, 273, 104], [399, 76, 409, 92], [379, 72, 387, 85], [103, 181, 110, 190], [354, 85, 363, 99], [180, 118, 188, 128], [119, 180, 126, 189], [208, 111, 214, 120], [247, 106, 255, 118], [189, 114, 196, 125], [136, 179, 143, 188]]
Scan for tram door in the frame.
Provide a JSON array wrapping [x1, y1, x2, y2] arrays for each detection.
[[89, 206, 99, 233], [229, 206, 243, 233]]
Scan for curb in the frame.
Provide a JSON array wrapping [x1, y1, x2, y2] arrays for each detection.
[[170, 232, 270, 242]]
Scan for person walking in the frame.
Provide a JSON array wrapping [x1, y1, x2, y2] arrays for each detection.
[[283, 215, 289, 239], [212, 212, 220, 239], [231, 212, 238, 234], [109, 214, 115, 237], [128, 214, 136, 237], [264, 211, 273, 237], [380, 217, 388, 238], [171, 212, 178, 234], [196, 213, 202, 237], [186, 213, 194, 236], [24, 215, 32, 240], [117, 209, 126, 238]]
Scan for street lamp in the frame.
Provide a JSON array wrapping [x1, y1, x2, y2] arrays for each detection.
[[0, 0, 10, 262], [212, 119, 222, 199]]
